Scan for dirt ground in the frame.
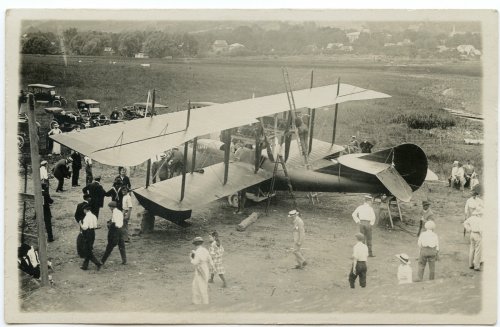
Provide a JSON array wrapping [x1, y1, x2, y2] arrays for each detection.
[[16, 167, 485, 321]]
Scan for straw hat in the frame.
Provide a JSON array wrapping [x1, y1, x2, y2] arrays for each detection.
[[395, 253, 411, 265], [40, 160, 48, 166], [288, 210, 299, 217], [192, 236, 204, 244]]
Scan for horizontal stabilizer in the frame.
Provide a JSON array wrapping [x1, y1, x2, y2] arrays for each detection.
[[375, 166, 413, 202], [133, 161, 272, 212], [286, 139, 344, 168]]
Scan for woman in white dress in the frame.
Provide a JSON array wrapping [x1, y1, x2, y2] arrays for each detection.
[[48, 123, 62, 155], [190, 237, 214, 305]]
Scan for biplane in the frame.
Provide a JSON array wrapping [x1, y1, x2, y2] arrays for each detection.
[[50, 81, 430, 226]]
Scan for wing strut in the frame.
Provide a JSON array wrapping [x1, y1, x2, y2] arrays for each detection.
[[223, 129, 231, 185], [180, 141, 189, 201], [308, 69, 315, 155], [191, 137, 198, 174], [331, 77, 341, 145]]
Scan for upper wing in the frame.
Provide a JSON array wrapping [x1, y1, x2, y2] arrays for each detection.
[[133, 161, 273, 212], [51, 83, 390, 166]]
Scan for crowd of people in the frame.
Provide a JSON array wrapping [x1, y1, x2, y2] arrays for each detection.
[[25, 147, 485, 304]]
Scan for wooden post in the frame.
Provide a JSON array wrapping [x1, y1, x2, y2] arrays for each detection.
[[396, 198, 403, 223], [145, 159, 151, 188], [331, 77, 341, 145], [386, 200, 394, 229], [27, 93, 49, 286], [140, 210, 155, 234]]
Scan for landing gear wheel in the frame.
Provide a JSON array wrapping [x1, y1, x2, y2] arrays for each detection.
[[17, 136, 24, 149], [227, 193, 239, 208]]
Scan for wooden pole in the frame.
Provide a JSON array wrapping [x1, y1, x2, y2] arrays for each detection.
[[331, 77, 341, 145], [27, 93, 49, 286], [180, 142, 189, 201], [145, 159, 151, 188]]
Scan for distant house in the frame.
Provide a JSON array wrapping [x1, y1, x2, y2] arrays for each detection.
[[135, 52, 149, 59], [229, 43, 245, 52], [456, 44, 481, 56], [436, 45, 449, 53], [341, 45, 353, 52], [346, 32, 361, 43], [212, 40, 229, 54], [326, 43, 343, 50], [304, 44, 319, 53], [104, 47, 115, 55]]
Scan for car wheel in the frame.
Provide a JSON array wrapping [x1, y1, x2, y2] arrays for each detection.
[[17, 135, 24, 149], [52, 100, 62, 107], [227, 193, 239, 208]]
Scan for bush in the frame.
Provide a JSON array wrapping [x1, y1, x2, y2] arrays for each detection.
[[391, 113, 456, 130]]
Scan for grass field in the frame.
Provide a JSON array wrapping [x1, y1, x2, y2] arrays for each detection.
[[20, 54, 483, 178]]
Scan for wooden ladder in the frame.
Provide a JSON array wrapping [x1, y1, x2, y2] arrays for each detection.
[[282, 68, 310, 168]]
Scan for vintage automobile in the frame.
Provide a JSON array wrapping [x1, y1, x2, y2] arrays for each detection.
[[44, 107, 87, 132], [26, 84, 67, 107], [17, 113, 40, 149], [76, 99, 110, 126], [112, 102, 169, 121]]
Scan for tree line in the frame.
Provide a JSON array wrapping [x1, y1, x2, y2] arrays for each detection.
[[20, 22, 482, 58]]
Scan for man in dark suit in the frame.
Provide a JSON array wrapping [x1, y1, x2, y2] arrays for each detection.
[[75, 194, 91, 224], [71, 151, 82, 187], [116, 167, 131, 190], [42, 186, 54, 242], [53, 158, 72, 192], [82, 175, 106, 218]]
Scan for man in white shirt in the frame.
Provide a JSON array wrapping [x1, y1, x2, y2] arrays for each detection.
[[40, 160, 49, 188], [349, 233, 369, 288], [465, 188, 483, 220], [417, 220, 439, 281], [101, 201, 127, 265], [464, 208, 483, 271], [352, 195, 376, 257], [80, 206, 101, 271], [121, 187, 133, 243], [288, 210, 307, 269]]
